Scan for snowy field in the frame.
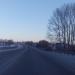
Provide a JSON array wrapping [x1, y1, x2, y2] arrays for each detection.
[[0, 44, 17, 49], [26, 46, 75, 74], [0, 44, 23, 52], [37, 49, 75, 73]]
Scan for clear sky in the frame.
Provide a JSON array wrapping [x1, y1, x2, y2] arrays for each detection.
[[0, 0, 75, 41]]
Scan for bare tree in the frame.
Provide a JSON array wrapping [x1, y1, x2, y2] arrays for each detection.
[[48, 3, 75, 48]]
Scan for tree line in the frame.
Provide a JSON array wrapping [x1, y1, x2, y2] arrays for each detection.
[[48, 3, 75, 49]]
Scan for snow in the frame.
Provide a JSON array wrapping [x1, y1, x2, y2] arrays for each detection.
[[27, 45, 75, 74], [0, 45, 16, 49], [49, 52, 75, 73], [30, 46, 75, 73], [0, 44, 23, 52]]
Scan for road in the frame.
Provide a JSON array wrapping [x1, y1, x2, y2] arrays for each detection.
[[0, 45, 75, 75]]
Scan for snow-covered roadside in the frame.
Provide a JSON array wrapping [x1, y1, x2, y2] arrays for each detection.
[[49, 52, 75, 73], [30, 46, 75, 73], [0, 44, 23, 52]]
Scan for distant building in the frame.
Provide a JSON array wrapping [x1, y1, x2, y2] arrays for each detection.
[[0, 39, 14, 46]]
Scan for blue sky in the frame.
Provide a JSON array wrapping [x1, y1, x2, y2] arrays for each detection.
[[0, 0, 75, 41]]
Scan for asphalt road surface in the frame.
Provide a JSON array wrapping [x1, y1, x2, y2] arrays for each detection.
[[0, 45, 75, 75]]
